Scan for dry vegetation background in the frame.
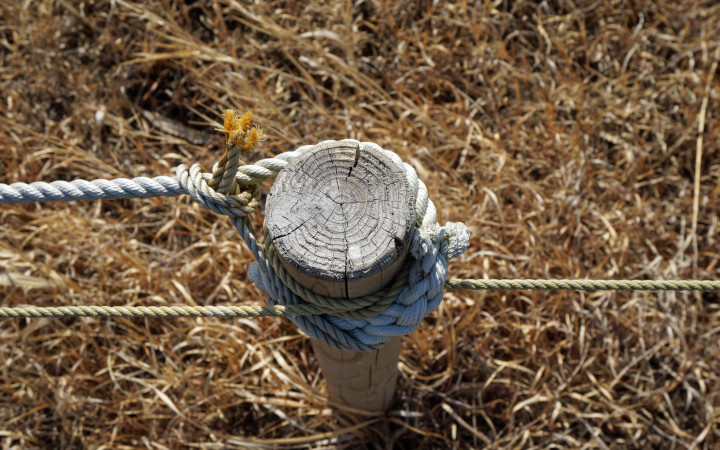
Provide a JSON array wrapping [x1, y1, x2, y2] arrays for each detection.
[[1, 0, 719, 448]]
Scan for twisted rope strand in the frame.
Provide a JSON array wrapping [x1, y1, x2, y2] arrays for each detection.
[[210, 143, 243, 194], [1, 278, 718, 319], [445, 278, 720, 291], [0, 177, 186, 203], [0, 304, 314, 319], [0, 155, 297, 204]]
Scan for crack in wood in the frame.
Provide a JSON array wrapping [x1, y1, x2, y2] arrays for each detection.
[[266, 142, 414, 298]]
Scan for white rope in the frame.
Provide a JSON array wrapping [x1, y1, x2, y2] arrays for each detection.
[[0, 153, 304, 204], [0, 177, 185, 203]]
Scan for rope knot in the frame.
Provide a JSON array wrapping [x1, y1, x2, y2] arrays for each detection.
[[177, 110, 265, 218], [175, 163, 258, 218]]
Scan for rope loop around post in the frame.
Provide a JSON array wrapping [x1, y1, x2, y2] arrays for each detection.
[[168, 134, 471, 350], [229, 140, 471, 351]]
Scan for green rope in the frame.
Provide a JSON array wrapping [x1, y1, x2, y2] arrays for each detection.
[[2, 278, 718, 319], [0, 304, 319, 319], [444, 278, 720, 291], [261, 226, 410, 320]]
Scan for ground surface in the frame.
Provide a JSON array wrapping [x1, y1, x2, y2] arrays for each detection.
[[1, 1, 719, 448]]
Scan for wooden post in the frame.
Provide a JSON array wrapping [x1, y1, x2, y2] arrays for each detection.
[[265, 140, 415, 411], [310, 335, 402, 411]]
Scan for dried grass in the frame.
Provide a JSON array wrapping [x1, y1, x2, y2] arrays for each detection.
[[1, 0, 719, 448]]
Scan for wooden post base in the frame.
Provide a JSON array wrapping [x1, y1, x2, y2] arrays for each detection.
[[311, 336, 401, 411]]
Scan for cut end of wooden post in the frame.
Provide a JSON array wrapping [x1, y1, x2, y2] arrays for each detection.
[[265, 140, 415, 411], [266, 140, 415, 299]]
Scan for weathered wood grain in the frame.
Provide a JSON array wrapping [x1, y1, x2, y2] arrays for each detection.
[[266, 141, 415, 298], [310, 335, 402, 411]]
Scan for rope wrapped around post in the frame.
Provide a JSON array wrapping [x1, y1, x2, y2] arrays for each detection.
[[183, 136, 469, 351], [173, 117, 466, 351], [245, 141, 469, 351], [0, 137, 468, 350]]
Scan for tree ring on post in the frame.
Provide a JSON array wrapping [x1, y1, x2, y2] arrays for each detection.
[[266, 140, 416, 299]]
